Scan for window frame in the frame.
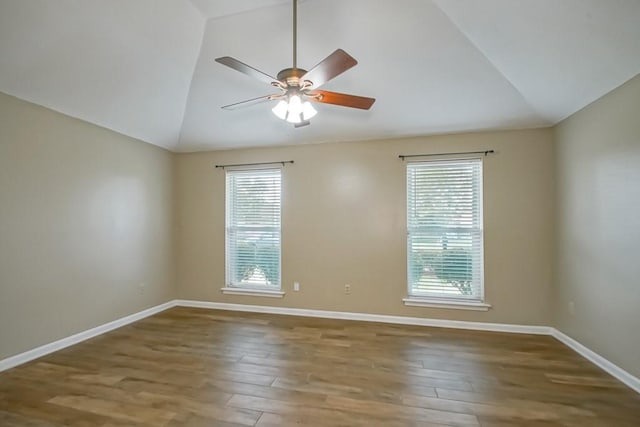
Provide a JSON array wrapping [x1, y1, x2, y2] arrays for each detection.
[[404, 157, 489, 310], [223, 166, 283, 296]]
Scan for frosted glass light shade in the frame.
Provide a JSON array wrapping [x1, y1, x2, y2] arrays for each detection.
[[288, 95, 302, 116], [285, 95, 302, 123], [302, 102, 317, 120], [286, 112, 302, 124], [272, 100, 288, 120]]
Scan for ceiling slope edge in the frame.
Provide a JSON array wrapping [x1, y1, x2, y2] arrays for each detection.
[[431, 0, 551, 125]]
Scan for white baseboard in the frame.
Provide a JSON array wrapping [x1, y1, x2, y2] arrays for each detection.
[[551, 328, 640, 394], [0, 301, 175, 372], [2, 298, 638, 396], [174, 299, 551, 335]]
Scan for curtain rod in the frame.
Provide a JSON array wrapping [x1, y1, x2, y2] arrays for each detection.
[[215, 160, 294, 169], [399, 150, 494, 160]]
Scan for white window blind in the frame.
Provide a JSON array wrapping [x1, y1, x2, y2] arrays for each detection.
[[407, 159, 484, 301], [226, 168, 281, 289]]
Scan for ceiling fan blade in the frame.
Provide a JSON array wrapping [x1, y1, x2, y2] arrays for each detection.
[[300, 49, 357, 89], [215, 56, 280, 86], [307, 90, 376, 110], [221, 94, 281, 110]]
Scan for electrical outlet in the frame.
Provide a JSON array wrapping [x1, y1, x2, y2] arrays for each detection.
[[344, 284, 351, 295], [293, 281, 300, 291], [568, 301, 575, 316], [138, 283, 146, 295]]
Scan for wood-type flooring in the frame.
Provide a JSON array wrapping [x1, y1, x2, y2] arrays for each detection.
[[1, 307, 638, 426]]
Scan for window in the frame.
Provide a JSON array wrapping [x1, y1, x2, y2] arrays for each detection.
[[406, 158, 485, 306], [225, 168, 281, 291]]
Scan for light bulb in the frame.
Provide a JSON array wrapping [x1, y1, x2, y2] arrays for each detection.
[[286, 111, 302, 124], [302, 101, 317, 120], [284, 95, 302, 123], [272, 100, 288, 120], [288, 95, 302, 116]]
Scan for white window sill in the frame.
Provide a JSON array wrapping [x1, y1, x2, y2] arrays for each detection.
[[403, 297, 491, 311], [221, 287, 285, 298]]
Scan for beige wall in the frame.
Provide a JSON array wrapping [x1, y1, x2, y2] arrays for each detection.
[[176, 128, 555, 325], [0, 92, 175, 360], [553, 74, 640, 378]]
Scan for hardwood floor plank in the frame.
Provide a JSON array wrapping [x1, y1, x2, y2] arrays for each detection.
[[402, 393, 594, 421], [544, 372, 629, 388], [324, 395, 480, 426], [167, 413, 252, 427], [204, 378, 329, 405], [135, 391, 260, 426], [2, 397, 115, 426], [0, 409, 59, 427], [255, 411, 446, 427], [47, 395, 176, 425], [229, 394, 423, 427]]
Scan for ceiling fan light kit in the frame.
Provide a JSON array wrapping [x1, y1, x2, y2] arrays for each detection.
[[272, 95, 317, 124], [215, 0, 375, 127]]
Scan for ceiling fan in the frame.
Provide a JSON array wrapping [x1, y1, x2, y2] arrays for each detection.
[[214, 0, 375, 128]]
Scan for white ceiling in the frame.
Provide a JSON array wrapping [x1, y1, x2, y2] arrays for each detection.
[[189, 0, 295, 20], [0, 0, 639, 152]]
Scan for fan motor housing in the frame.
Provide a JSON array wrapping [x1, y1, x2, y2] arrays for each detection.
[[277, 68, 308, 87]]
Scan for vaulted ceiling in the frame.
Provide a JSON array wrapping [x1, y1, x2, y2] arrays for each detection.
[[1, 0, 639, 152]]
